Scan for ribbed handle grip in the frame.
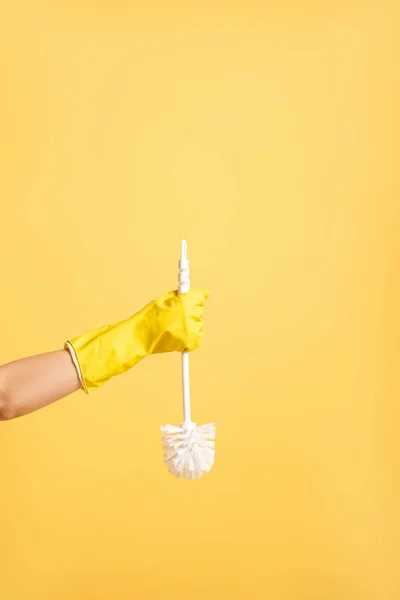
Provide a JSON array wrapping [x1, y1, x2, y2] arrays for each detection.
[[178, 240, 190, 294]]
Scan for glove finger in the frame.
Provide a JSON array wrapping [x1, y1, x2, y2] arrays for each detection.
[[190, 306, 204, 321], [186, 322, 204, 351], [191, 332, 203, 351], [190, 288, 210, 304]]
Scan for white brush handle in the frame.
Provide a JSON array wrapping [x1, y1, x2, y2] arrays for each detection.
[[178, 240, 191, 423]]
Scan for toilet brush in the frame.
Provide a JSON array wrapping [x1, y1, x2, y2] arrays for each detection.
[[160, 240, 216, 479]]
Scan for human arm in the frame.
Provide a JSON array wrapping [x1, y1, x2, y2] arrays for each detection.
[[0, 288, 209, 420], [0, 349, 81, 420]]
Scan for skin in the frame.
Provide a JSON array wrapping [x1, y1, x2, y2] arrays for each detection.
[[0, 350, 81, 420]]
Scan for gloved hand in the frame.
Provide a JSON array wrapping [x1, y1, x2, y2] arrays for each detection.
[[65, 289, 209, 393]]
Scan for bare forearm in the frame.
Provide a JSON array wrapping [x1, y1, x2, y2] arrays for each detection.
[[0, 350, 81, 420]]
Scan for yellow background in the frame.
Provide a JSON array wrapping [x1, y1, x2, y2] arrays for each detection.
[[1, 2, 399, 599]]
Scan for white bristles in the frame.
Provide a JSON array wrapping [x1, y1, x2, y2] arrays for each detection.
[[160, 422, 216, 479]]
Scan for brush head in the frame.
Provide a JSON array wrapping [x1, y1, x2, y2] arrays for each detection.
[[160, 421, 216, 479]]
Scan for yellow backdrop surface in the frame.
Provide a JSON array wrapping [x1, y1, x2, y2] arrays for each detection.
[[1, 2, 399, 599]]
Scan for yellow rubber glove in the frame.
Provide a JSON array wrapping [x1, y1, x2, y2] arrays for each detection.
[[65, 289, 209, 393]]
